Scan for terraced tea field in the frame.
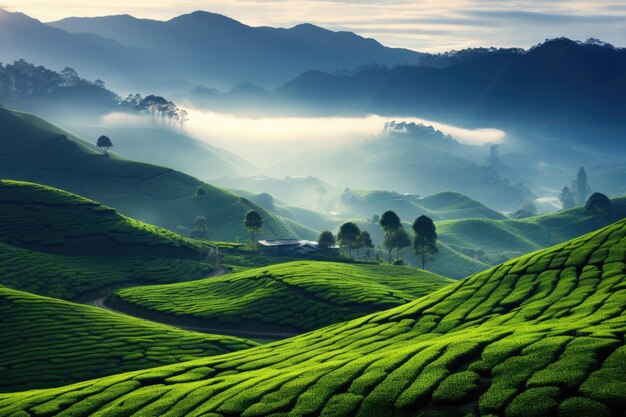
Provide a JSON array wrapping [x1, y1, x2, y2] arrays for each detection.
[[0, 286, 257, 393], [110, 261, 453, 333], [0, 180, 208, 257], [0, 181, 217, 299], [437, 195, 626, 263], [3, 218, 624, 416], [0, 108, 315, 241], [0, 241, 212, 300]]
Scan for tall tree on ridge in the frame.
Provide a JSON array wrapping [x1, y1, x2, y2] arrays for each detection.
[[337, 222, 361, 258], [97, 135, 113, 155], [380, 210, 401, 263], [412, 215, 438, 269]]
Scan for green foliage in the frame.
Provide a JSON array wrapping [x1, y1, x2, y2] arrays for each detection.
[[0, 287, 257, 392], [338, 222, 362, 255], [584, 192, 612, 218], [0, 180, 215, 299], [112, 261, 451, 333], [379, 210, 401, 231], [3, 207, 626, 417], [413, 215, 439, 269], [318, 230, 336, 251], [0, 108, 316, 242], [244, 210, 263, 233]]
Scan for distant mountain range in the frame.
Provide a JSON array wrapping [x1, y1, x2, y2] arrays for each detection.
[[0, 9, 422, 90], [267, 38, 626, 154]]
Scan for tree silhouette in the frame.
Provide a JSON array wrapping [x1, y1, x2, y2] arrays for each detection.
[[379, 210, 401, 231], [337, 222, 361, 258], [584, 192, 612, 226], [244, 210, 263, 249], [383, 228, 410, 263], [359, 230, 374, 259], [572, 167, 591, 205], [380, 210, 402, 263], [559, 186, 576, 210], [97, 135, 113, 155], [189, 216, 210, 240], [318, 231, 336, 253], [413, 215, 438, 269]]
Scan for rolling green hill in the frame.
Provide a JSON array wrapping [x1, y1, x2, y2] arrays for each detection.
[[0, 180, 216, 300], [437, 196, 626, 266], [0, 286, 256, 393], [0, 108, 315, 241], [109, 261, 453, 333], [3, 217, 624, 416], [344, 190, 507, 222]]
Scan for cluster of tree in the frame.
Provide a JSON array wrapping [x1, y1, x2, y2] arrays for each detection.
[[560, 167, 591, 209], [0, 60, 101, 97], [379, 211, 438, 269], [173, 216, 211, 240], [323, 210, 439, 270], [190, 216, 210, 240], [316, 225, 373, 258], [383, 121, 455, 145], [120, 94, 189, 126], [0, 59, 188, 126]]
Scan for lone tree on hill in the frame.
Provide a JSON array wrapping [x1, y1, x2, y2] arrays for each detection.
[[559, 186, 576, 210], [244, 210, 263, 249], [359, 230, 374, 259], [413, 215, 438, 269], [572, 167, 591, 205], [318, 230, 336, 253], [337, 222, 361, 258], [189, 216, 210, 240], [97, 135, 113, 155], [584, 192, 612, 225]]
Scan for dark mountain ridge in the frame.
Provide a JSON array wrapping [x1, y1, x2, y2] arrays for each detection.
[[48, 10, 423, 89]]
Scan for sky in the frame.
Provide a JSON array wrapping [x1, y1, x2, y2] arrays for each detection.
[[3, 1, 626, 52]]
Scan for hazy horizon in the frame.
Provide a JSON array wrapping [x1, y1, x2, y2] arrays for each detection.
[[4, 1, 626, 52]]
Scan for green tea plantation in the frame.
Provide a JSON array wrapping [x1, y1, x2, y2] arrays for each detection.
[[0, 180, 216, 299], [0, 108, 315, 241], [2, 215, 625, 416], [109, 261, 453, 333], [0, 286, 257, 393]]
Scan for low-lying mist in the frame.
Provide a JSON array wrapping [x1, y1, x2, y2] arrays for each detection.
[[180, 108, 506, 163]]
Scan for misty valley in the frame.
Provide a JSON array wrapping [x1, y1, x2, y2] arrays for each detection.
[[0, 4, 625, 417]]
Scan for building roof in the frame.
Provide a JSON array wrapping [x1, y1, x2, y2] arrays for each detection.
[[257, 239, 302, 247], [258, 239, 323, 249]]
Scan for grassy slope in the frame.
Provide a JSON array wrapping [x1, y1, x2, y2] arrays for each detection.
[[2, 217, 624, 416], [0, 180, 216, 300], [354, 197, 626, 280], [438, 196, 626, 262], [109, 261, 453, 333], [0, 108, 315, 241], [0, 286, 257, 393], [347, 190, 507, 221]]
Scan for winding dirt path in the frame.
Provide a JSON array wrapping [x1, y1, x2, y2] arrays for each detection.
[[87, 266, 299, 341]]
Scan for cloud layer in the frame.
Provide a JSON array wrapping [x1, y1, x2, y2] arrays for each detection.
[[6, 1, 626, 52]]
